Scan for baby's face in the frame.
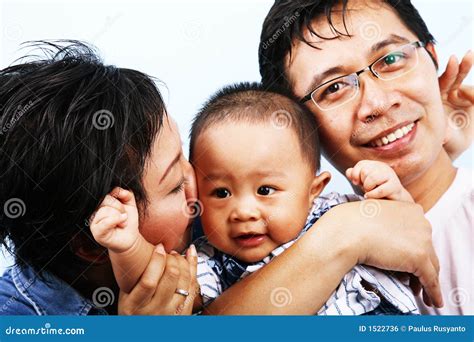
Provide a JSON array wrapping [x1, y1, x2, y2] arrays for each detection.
[[193, 121, 323, 263]]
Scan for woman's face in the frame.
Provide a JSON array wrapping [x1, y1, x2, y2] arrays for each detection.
[[139, 117, 197, 253]]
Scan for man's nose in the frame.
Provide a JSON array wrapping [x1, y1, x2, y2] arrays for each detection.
[[355, 74, 400, 123]]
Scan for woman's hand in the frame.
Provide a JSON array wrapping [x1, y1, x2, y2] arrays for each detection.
[[317, 200, 442, 308], [118, 245, 198, 315]]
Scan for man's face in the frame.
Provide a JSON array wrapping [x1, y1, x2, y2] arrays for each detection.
[[286, 2, 447, 186]]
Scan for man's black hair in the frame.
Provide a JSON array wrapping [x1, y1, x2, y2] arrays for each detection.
[[259, 0, 436, 90], [0, 41, 166, 279]]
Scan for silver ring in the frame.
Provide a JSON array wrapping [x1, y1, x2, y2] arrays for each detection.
[[175, 288, 189, 297]]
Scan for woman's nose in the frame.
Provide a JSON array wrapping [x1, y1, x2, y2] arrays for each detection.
[[182, 159, 197, 201]]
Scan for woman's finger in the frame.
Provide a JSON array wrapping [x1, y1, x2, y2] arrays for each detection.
[[178, 244, 199, 315], [127, 244, 167, 308], [169, 254, 192, 311], [153, 254, 182, 307]]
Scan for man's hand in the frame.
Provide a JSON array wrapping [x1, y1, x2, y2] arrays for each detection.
[[439, 50, 473, 160], [318, 200, 443, 308]]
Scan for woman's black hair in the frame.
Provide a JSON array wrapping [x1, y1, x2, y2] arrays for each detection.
[[0, 40, 166, 279]]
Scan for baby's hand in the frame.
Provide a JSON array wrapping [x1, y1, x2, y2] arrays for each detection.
[[90, 187, 140, 253], [346, 160, 413, 202]]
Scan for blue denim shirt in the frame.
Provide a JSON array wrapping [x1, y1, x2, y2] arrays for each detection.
[[0, 264, 108, 315]]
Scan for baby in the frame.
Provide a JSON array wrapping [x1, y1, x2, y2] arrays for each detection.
[[91, 82, 417, 315]]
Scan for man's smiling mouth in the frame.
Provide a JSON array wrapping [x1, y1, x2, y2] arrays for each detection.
[[363, 120, 419, 148]]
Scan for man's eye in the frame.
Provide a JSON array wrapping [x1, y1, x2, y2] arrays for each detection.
[[257, 186, 275, 196], [212, 188, 231, 198], [383, 52, 404, 66], [321, 80, 350, 97], [326, 82, 342, 94]]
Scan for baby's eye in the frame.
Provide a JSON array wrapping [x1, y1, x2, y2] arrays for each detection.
[[257, 186, 276, 196], [212, 188, 231, 198]]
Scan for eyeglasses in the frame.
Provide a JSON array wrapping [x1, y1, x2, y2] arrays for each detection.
[[300, 41, 425, 111]]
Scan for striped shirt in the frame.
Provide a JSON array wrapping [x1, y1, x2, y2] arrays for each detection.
[[195, 192, 419, 315]]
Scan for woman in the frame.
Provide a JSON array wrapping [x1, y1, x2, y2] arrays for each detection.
[[0, 41, 441, 316]]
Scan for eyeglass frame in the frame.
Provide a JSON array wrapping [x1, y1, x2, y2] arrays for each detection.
[[300, 41, 426, 110]]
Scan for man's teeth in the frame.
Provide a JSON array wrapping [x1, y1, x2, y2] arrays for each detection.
[[371, 123, 415, 147]]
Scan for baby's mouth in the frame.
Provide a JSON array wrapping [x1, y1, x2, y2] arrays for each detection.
[[234, 233, 267, 248]]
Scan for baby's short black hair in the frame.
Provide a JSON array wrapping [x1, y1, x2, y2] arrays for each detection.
[[189, 82, 320, 173]]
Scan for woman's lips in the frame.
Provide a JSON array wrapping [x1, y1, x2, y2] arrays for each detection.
[[234, 234, 267, 248]]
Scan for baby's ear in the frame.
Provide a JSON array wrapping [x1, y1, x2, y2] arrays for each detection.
[[308, 171, 331, 206]]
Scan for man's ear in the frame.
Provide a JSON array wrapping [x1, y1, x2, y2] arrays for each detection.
[[308, 171, 331, 206], [425, 42, 439, 70], [71, 231, 109, 264]]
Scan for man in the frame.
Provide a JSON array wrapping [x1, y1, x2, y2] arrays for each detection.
[[259, 0, 472, 314]]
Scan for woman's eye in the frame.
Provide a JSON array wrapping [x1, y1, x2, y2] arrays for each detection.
[[170, 178, 185, 194], [212, 188, 231, 198], [257, 186, 275, 196]]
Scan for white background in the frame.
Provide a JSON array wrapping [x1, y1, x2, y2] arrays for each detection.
[[1, 0, 473, 272]]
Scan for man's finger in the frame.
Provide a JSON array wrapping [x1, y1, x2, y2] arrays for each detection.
[[414, 260, 444, 308]]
